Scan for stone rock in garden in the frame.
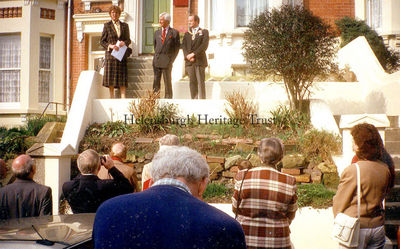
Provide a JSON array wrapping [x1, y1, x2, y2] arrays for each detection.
[[247, 154, 262, 167], [230, 166, 240, 173], [222, 138, 253, 145], [138, 157, 145, 163], [209, 173, 220, 181], [317, 162, 337, 174], [209, 163, 224, 173], [281, 154, 306, 169], [225, 155, 242, 170], [183, 134, 193, 140], [222, 171, 237, 178], [303, 168, 312, 174], [207, 156, 225, 164], [126, 154, 137, 162], [294, 174, 311, 183], [135, 137, 153, 144], [281, 168, 302, 176], [234, 143, 255, 153], [144, 153, 153, 160], [323, 172, 340, 189], [196, 134, 222, 140], [311, 170, 322, 184], [239, 159, 254, 170]]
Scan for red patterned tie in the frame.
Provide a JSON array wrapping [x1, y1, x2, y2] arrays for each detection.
[[162, 28, 166, 44]]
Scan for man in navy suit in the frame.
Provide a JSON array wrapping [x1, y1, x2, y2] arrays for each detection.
[[62, 149, 133, 213], [182, 15, 209, 99], [93, 146, 246, 249], [152, 12, 180, 99], [0, 155, 52, 219]]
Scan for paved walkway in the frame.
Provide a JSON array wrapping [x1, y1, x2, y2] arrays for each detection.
[[211, 204, 337, 249]]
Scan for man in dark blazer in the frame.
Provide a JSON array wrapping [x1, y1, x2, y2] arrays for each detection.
[[93, 146, 246, 249], [100, 5, 131, 99], [153, 12, 180, 99], [182, 15, 209, 99], [62, 149, 133, 214], [0, 155, 52, 219]]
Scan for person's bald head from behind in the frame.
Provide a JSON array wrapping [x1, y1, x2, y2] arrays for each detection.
[[159, 134, 179, 151], [12, 155, 36, 180], [0, 159, 7, 179], [110, 142, 127, 161]]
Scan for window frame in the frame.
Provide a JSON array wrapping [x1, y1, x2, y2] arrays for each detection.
[[0, 33, 21, 105], [38, 35, 53, 104]]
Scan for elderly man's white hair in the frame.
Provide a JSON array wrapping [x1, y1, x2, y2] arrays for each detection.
[[150, 146, 209, 183], [159, 12, 171, 22]]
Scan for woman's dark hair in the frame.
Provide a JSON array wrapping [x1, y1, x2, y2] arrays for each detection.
[[351, 123, 383, 161], [109, 5, 121, 15], [258, 138, 284, 167]]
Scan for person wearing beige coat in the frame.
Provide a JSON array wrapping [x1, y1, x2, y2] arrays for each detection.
[[333, 123, 391, 249]]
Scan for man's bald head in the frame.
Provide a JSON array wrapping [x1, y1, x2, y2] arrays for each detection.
[[12, 155, 35, 179], [110, 142, 127, 160]]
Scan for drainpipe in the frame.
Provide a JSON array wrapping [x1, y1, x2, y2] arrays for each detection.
[[66, 0, 72, 113], [188, 0, 191, 16]]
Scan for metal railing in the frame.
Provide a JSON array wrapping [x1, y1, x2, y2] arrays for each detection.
[[39, 102, 69, 120]]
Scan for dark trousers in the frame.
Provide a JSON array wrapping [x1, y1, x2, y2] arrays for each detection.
[[187, 65, 206, 99], [153, 65, 173, 99]]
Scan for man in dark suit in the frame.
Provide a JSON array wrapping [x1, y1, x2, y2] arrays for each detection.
[[0, 155, 52, 219], [100, 5, 131, 99], [62, 149, 133, 213], [182, 15, 209, 99], [153, 12, 180, 99], [93, 146, 246, 249]]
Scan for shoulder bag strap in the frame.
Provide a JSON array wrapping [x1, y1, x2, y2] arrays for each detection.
[[235, 168, 250, 220], [355, 163, 361, 219]]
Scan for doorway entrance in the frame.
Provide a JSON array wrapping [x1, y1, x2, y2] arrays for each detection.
[[141, 0, 171, 54]]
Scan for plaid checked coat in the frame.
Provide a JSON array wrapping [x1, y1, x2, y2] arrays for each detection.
[[232, 167, 298, 249], [100, 20, 131, 88]]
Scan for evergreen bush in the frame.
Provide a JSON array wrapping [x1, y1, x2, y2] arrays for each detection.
[[336, 16, 400, 73]]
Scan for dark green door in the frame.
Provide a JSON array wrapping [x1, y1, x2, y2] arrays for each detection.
[[142, 0, 170, 54]]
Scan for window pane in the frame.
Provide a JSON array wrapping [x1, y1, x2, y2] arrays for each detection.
[[236, 0, 269, 27], [367, 0, 382, 30], [0, 70, 20, 102], [39, 70, 50, 103], [40, 36, 51, 69], [0, 34, 20, 103], [0, 34, 21, 69], [39, 36, 51, 103]]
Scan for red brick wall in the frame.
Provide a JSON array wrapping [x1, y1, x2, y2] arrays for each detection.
[[304, 0, 355, 30], [173, 0, 198, 34]]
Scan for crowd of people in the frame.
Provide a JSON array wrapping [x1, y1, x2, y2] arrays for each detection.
[[0, 123, 396, 249]]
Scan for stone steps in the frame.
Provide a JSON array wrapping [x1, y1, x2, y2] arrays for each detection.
[[126, 56, 154, 98]]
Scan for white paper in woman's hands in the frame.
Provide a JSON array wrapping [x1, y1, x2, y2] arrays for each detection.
[[111, 41, 127, 61]]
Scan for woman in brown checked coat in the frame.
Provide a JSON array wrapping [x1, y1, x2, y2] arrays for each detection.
[[232, 138, 298, 249], [100, 6, 131, 98]]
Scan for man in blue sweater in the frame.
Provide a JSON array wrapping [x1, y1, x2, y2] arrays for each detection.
[[93, 146, 246, 249]]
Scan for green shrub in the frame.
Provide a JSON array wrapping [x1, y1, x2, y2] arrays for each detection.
[[269, 105, 310, 131], [297, 183, 335, 208], [336, 17, 400, 73], [202, 183, 233, 200], [298, 129, 341, 164], [94, 121, 132, 138], [0, 126, 30, 160]]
